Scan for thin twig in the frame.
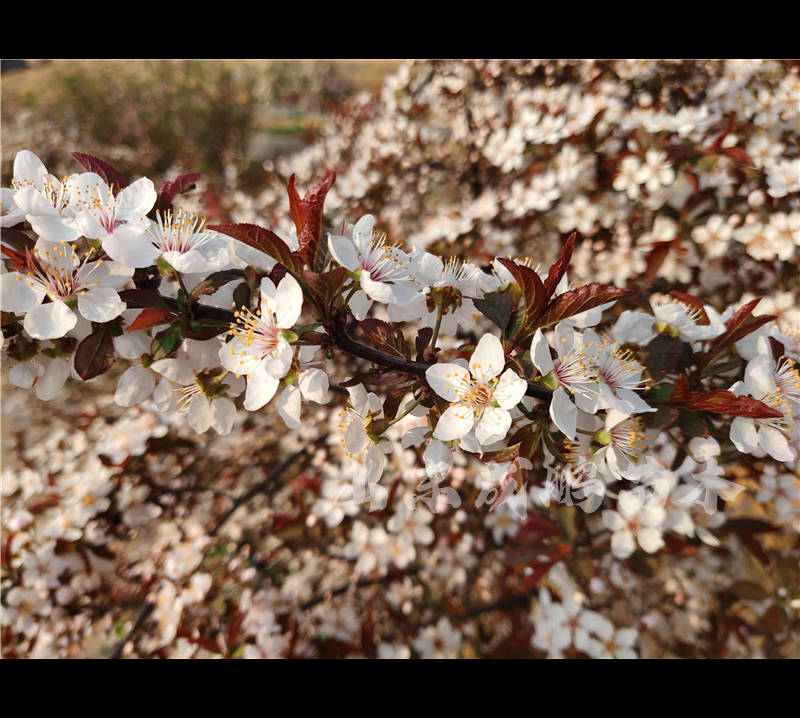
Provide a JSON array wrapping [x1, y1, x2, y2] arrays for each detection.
[[108, 601, 154, 659], [209, 448, 309, 537]]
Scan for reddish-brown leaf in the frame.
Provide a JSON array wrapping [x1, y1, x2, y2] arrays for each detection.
[[208, 222, 304, 276], [71, 152, 128, 193], [671, 375, 783, 419], [721, 146, 756, 167], [126, 308, 175, 332], [537, 283, 634, 328], [155, 172, 202, 213], [543, 232, 575, 300]]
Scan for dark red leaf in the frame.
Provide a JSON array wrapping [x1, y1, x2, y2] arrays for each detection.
[[126, 308, 175, 332], [74, 325, 116, 380], [721, 146, 756, 167], [208, 223, 304, 276], [71, 152, 128, 193], [543, 232, 575, 300], [537, 283, 634, 328], [671, 375, 783, 419], [155, 172, 202, 213]]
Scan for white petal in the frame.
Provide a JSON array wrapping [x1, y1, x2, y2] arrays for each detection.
[[758, 426, 795, 462], [278, 385, 302, 430], [115, 177, 157, 219], [150, 358, 196, 385], [23, 301, 77, 339], [28, 215, 80, 244], [102, 226, 159, 268], [298, 367, 329, 404], [602, 510, 626, 532], [243, 367, 279, 411], [272, 274, 304, 329], [636, 527, 664, 554], [35, 358, 70, 401], [433, 403, 475, 441], [349, 289, 372, 320], [549, 386, 577, 440], [423, 439, 453, 478], [426, 363, 470, 403], [493, 369, 527, 410], [211, 397, 236, 435], [531, 329, 554, 376], [114, 366, 155, 407], [84, 261, 134, 290], [328, 234, 361, 271], [475, 406, 512, 445], [188, 394, 214, 433], [77, 286, 126, 323], [730, 416, 758, 454], [0, 272, 45, 313], [611, 530, 636, 559], [13, 150, 47, 187], [9, 360, 44, 389], [469, 333, 504, 382]]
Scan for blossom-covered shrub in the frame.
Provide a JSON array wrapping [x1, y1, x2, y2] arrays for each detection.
[[2, 59, 799, 659]]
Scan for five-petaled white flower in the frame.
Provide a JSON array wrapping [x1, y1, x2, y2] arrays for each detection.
[[426, 333, 527, 445], [0, 238, 132, 339], [219, 273, 303, 411], [728, 354, 797, 462], [328, 214, 418, 311]]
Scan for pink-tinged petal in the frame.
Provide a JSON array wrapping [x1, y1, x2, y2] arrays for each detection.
[[730, 416, 758, 454], [610, 529, 636, 559], [758, 426, 795, 462], [272, 274, 304, 329], [23, 301, 77, 339], [114, 366, 155, 407], [0, 272, 45, 313], [188, 394, 213, 433], [278, 385, 302, 430], [469, 333, 504, 383], [9, 360, 44, 389], [433, 403, 475, 441], [359, 270, 396, 304], [549, 386, 577, 439], [475, 406, 512, 445], [263, 340, 293, 379], [298, 367, 329, 404], [115, 177, 156, 220], [211, 397, 236, 435], [636, 527, 664, 554], [243, 367, 279, 411], [101, 226, 159, 268], [426, 363, 470, 403], [554, 322, 577, 357], [77, 286, 126, 323], [328, 233, 361, 271], [531, 329, 554, 376], [13, 150, 47, 188], [35, 358, 70, 400], [493, 369, 527, 410]]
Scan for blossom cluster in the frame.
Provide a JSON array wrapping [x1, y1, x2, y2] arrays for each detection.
[[2, 60, 799, 659]]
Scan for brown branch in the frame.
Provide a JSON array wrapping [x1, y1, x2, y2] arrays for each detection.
[[108, 601, 154, 659]]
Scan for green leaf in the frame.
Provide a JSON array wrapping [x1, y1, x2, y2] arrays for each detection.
[[151, 322, 186, 360], [473, 290, 516, 333]]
